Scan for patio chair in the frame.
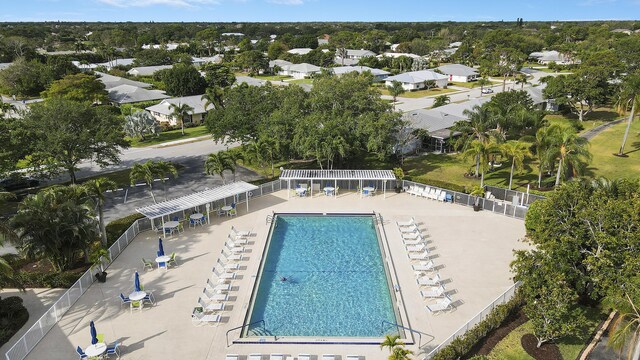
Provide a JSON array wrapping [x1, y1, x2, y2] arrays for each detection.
[[97, 333, 105, 343], [417, 273, 441, 287], [396, 217, 416, 227], [207, 278, 231, 293], [426, 295, 453, 313], [217, 258, 239, 272], [231, 226, 252, 237], [406, 243, 427, 253], [420, 285, 446, 298], [118, 294, 131, 308], [404, 236, 426, 246], [228, 234, 248, 245], [249, 354, 263, 360], [408, 250, 430, 261], [106, 340, 121, 359], [401, 229, 422, 240], [346, 356, 361, 360], [198, 297, 225, 312], [228, 208, 237, 217], [226, 355, 240, 360], [203, 288, 228, 302], [438, 192, 447, 202], [167, 252, 178, 267], [298, 354, 311, 360], [419, 187, 430, 197], [189, 218, 197, 228], [191, 308, 222, 326], [221, 249, 243, 262], [212, 267, 237, 281], [270, 354, 285, 360], [141, 258, 154, 271], [217, 207, 227, 217], [322, 355, 336, 360], [400, 224, 420, 233], [172, 216, 179, 222], [130, 300, 143, 313], [412, 260, 436, 273], [225, 241, 245, 253], [335, 186, 339, 195], [143, 291, 155, 306], [76, 346, 88, 359]]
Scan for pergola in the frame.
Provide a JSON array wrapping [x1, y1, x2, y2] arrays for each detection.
[[136, 181, 259, 230], [279, 169, 396, 198]]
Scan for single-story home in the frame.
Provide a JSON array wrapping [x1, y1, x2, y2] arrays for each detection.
[[344, 49, 376, 59], [127, 65, 173, 77], [379, 52, 422, 60], [73, 58, 136, 72], [97, 72, 153, 90], [268, 59, 293, 71], [107, 85, 169, 105], [331, 66, 390, 81], [529, 51, 580, 65], [384, 70, 449, 91], [288, 48, 313, 55], [279, 63, 322, 79], [145, 95, 210, 126], [142, 43, 182, 51], [191, 56, 223, 67], [435, 64, 479, 83], [401, 109, 466, 154]]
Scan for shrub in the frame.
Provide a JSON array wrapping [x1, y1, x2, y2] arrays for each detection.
[[431, 291, 524, 360], [0, 296, 29, 347], [5, 271, 83, 288], [105, 213, 145, 246], [409, 177, 467, 193]]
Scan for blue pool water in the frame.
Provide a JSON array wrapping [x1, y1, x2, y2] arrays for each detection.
[[246, 214, 399, 338]]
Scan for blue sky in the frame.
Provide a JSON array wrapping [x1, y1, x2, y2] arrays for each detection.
[[2, 0, 639, 22]]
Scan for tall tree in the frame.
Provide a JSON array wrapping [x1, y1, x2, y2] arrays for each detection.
[[159, 64, 207, 97], [153, 161, 178, 200], [130, 160, 169, 204], [432, 94, 450, 108], [17, 99, 128, 183], [542, 72, 610, 122], [501, 140, 532, 190], [476, 77, 492, 96], [83, 178, 117, 246], [462, 139, 500, 187], [548, 126, 591, 186], [387, 80, 405, 107], [615, 72, 640, 156], [204, 152, 233, 183], [533, 126, 557, 188], [169, 102, 194, 136], [453, 105, 496, 177], [42, 73, 108, 103]]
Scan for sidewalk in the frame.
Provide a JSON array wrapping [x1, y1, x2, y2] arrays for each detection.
[[151, 134, 213, 148]]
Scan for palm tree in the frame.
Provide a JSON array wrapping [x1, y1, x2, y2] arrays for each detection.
[[0, 191, 16, 284], [501, 140, 533, 190], [549, 126, 592, 187], [380, 334, 404, 353], [153, 161, 178, 200], [387, 81, 405, 108], [169, 102, 194, 136], [205, 152, 233, 184], [476, 77, 492, 96], [389, 347, 413, 360], [604, 277, 640, 360], [516, 73, 529, 89], [336, 48, 348, 65], [453, 105, 496, 177], [463, 139, 501, 187], [130, 161, 158, 204], [226, 151, 244, 182], [432, 94, 451, 108], [615, 72, 640, 156], [83, 178, 117, 246], [202, 87, 225, 111], [533, 125, 558, 188], [244, 138, 279, 177]]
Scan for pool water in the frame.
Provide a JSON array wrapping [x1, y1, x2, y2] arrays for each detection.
[[246, 214, 399, 338]]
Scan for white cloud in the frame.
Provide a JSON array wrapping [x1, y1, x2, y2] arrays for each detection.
[[267, 0, 304, 5], [96, 0, 218, 8]]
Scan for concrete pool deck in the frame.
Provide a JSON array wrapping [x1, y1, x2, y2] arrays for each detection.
[[23, 190, 527, 360]]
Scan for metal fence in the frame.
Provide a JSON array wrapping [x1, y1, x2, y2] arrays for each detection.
[[3, 181, 285, 360], [403, 180, 535, 220], [484, 185, 545, 207], [424, 282, 521, 359]]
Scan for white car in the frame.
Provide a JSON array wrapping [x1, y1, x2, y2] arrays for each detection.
[[481, 88, 494, 94]]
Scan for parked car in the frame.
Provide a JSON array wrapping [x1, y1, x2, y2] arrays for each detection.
[[481, 88, 494, 94], [0, 176, 39, 191]]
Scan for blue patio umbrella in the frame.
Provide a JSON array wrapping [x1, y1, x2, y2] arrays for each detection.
[[134, 271, 141, 292], [158, 238, 165, 257], [90, 321, 98, 345]]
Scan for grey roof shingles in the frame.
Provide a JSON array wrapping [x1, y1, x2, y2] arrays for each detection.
[[108, 85, 169, 104], [435, 64, 479, 77], [385, 70, 448, 84], [146, 95, 209, 115]]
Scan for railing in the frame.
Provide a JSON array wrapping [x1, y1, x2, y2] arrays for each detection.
[[381, 321, 429, 348], [484, 185, 545, 207], [226, 320, 268, 347], [402, 180, 535, 220], [4, 217, 152, 360], [423, 281, 521, 359]]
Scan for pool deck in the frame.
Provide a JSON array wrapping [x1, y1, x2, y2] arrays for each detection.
[[23, 190, 527, 360]]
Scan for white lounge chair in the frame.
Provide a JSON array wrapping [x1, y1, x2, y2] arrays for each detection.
[[419, 187, 430, 197], [406, 186, 419, 196], [228, 234, 248, 245], [346, 356, 361, 360], [402, 230, 422, 240], [412, 260, 436, 272], [221, 249, 243, 262], [298, 354, 311, 360], [400, 224, 420, 233], [203, 288, 228, 302], [249, 354, 263, 360], [438, 192, 447, 202], [270, 354, 284, 360], [432, 189, 442, 200], [417, 273, 441, 287], [207, 279, 231, 293], [426, 295, 453, 313], [403, 237, 425, 246], [231, 226, 252, 237], [217, 258, 239, 272], [212, 267, 237, 281], [396, 217, 416, 227], [191, 309, 221, 325], [408, 251, 430, 261], [420, 285, 446, 298], [225, 241, 245, 253], [322, 355, 336, 360], [226, 355, 239, 360], [198, 297, 225, 312], [406, 243, 427, 253]]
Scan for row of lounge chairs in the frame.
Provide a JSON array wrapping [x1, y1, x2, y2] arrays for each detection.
[[396, 218, 454, 314], [406, 185, 449, 202], [192, 226, 253, 326], [226, 354, 363, 360]]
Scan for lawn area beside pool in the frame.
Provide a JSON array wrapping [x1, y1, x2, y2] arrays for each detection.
[[126, 125, 211, 147], [587, 116, 640, 179], [378, 87, 457, 98]]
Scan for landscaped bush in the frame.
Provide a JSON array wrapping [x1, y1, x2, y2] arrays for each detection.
[[431, 291, 524, 360], [408, 177, 467, 193], [105, 213, 145, 246], [0, 296, 29, 347], [6, 271, 83, 288]]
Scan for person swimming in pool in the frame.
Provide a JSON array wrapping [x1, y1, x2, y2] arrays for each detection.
[[280, 276, 287, 282]]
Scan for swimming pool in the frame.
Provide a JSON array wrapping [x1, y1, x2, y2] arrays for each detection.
[[244, 214, 401, 339]]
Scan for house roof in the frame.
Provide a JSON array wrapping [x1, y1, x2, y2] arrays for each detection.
[[108, 85, 169, 104], [331, 66, 390, 77], [346, 49, 376, 57], [435, 64, 479, 77], [529, 50, 573, 63], [523, 83, 547, 105], [449, 42, 463, 48], [287, 48, 313, 55], [146, 95, 210, 115], [192, 55, 223, 64], [380, 52, 422, 60], [385, 70, 448, 84], [127, 65, 173, 76], [100, 58, 135, 68], [434, 97, 491, 118], [334, 58, 360, 66], [403, 109, 465, 135], [285, 63, 321, 73], [269, 59, 293, 68], [97, 72, 152, 89], [0, 63, 13, 71]]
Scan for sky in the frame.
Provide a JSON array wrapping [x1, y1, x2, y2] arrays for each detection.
[[1, 0, 639, 22]]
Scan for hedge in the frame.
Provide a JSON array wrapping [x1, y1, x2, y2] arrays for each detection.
[[405, 176, 468, 193], [3, 271, 84, 289], [0, 296, 29, 347], [431, 291, 524, 360], [105, 213, 145, 246]]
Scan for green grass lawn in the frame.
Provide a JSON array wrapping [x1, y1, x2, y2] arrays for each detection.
[[544, 108, 621, 135], [587, 116, 640, 179], [489, 306, 607, 360], [379, 87, 457, 98], [127, 126, 211, 147], [449, 81, 501, 89], [288, 78, 314, 85], [252, 74, 293, 81]]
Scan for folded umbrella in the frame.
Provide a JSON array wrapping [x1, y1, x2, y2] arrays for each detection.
[[158, 238, 165, 257], [90, 320, 98, 345], [134, 271, 141, 292]]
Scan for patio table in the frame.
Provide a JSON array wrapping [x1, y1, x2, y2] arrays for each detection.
[[155, 255, 171, 270], [323, 187, 335, 196], [190, 213, 205, 225], [85, 343, 106, 357], [221, 206, 233, 216]]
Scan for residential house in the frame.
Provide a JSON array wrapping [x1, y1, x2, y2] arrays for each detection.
[[288, 48, 313, 55], [0, 63, 12, 71], [279, 63, 322, 79], [401, 109, 465, 153], [142, 43, 182, 51], [145, 95, 210, 126], [107, 85, 169, 105], [127, 65, 173, 77], [268, 59, 293, 72], [97, 72, 153, 90], [331, 66, 390, 81], [380, 52, 422, 60], [335, 49, 377, 66], [529, 50, 580, 65], [384, 70, 449, 91], [435, 64, 479, 83], [191, 56, 223, 67]]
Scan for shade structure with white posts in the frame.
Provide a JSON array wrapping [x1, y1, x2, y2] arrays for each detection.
[[136, 181, 259, 232], [279, 169, 396, 198]]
